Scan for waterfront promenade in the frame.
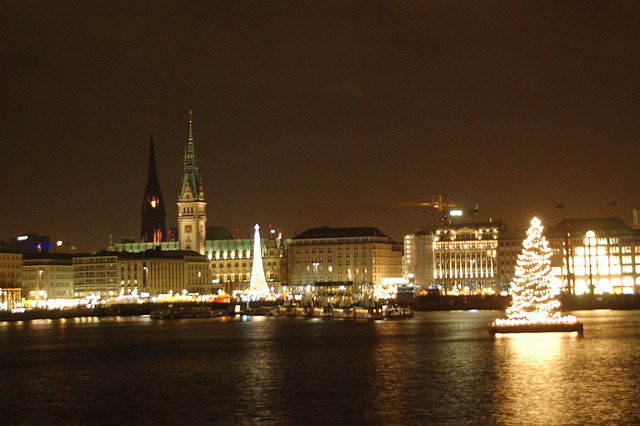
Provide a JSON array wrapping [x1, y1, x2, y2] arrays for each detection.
[[1, 293, 639, 322]]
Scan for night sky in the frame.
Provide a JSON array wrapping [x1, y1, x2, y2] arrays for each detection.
[[3, 1, 640, 252]]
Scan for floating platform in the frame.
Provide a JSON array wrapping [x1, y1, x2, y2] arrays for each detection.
[[488, 321, 583, 334]]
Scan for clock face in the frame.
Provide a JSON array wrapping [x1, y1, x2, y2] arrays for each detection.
[[185, 225, 193, 233]]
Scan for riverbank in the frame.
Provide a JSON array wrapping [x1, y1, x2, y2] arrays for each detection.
[[1, 294, 639, 322], [414, 294, 511, 311], [558, 293, 640, 311], [413, 293, 640, 312], [0, 302, 233, 322]]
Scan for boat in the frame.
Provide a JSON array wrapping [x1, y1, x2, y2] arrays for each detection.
[[331, 307, 354, 319], [353, 307, 384, 320], [243, 306, 278, 316], [311, 306, 331, 318], [277, 306, 296, 316], [149, 308, 183, 319], [275, 305, 412, 321], [383, 305, 414, 319], [149, 309, 166, 319], [150, 306, 228, 319], [488, 320, 583, 334], [294, 306, 312, 318], [193, 307, 228, 318]]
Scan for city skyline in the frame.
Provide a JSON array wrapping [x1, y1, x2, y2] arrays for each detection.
[[3, 2, 640, 252]]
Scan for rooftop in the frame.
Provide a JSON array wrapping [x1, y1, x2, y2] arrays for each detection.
[[293, 226, 392, 241]]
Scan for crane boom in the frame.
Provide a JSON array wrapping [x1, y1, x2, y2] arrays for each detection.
[[300, 194, 467, 222]]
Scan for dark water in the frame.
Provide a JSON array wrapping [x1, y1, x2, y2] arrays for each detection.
[[1, 310, 639, 425]]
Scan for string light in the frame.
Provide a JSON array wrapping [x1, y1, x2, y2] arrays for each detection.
[[496, 217, 578, 327], [245, 224, 272, 299]]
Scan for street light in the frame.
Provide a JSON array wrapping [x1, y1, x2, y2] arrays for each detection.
[[143, 265, 148, 295], [312, 262, 319, 284], [37, 269, 45, 308], [585, 230, 596, 296]]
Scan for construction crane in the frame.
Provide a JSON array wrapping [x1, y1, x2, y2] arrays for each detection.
[[301, 194, 478, 225]]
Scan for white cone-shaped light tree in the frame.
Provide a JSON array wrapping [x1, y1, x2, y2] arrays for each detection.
[[247, 224, 272, 298]]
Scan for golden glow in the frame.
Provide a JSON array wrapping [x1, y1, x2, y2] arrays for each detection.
[[504, 217, 578, 326], [246, 224, 271, 299]]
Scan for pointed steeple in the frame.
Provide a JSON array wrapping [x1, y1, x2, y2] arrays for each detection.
[[141, 134, 166, 243], [180, 110, 204, 201], [147, 134, 159, 186], [177, 111, 207, 254]]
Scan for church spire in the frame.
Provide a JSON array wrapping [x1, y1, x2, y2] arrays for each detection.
[[148, 133, 159, 186], [141, 134, 166, 243]]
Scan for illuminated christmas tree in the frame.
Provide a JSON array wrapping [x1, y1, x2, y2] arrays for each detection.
[[247, 224, 272, 298], [491, 217, 581, 332], [505, 217, 561, 323]]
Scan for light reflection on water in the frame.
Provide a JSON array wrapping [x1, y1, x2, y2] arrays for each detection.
[[492, 332, 582, 424], [0, 310, 638, 424], [490, 311, 640, 425]]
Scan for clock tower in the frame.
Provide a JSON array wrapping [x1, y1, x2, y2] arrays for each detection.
[[141, 134, 166, 243], [177, 111, 207, 254]]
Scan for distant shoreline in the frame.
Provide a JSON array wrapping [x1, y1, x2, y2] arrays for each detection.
[[1, 294, 639, 322]]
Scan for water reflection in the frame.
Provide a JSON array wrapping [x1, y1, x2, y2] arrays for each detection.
[[492, 332, 582, 424], [490, 310, 640, 425], [233, 317, 281, 423], [369, 319, 421, 424], [1, 311, 639, 424]]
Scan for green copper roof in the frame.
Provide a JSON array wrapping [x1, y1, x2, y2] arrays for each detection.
[[179, 111, 204, 200]]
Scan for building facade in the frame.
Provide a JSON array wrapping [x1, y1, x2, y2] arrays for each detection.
[[22, 253, 74, 303], [547, 217, 639, 295], [288, 227, 403, 293], [73, 253, 119, 299], [209, 229, 288, 295], [0, 250, 23, 310], [0, 250, 23, 289], [496, 228, 526, 292], [433, 221, 502, 294], [404, 221, 504, 294], [494, 216, 639, 295], [117, 228, 290, 295], [73, 250, 210, 299], [403, 232, 435, 291]]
